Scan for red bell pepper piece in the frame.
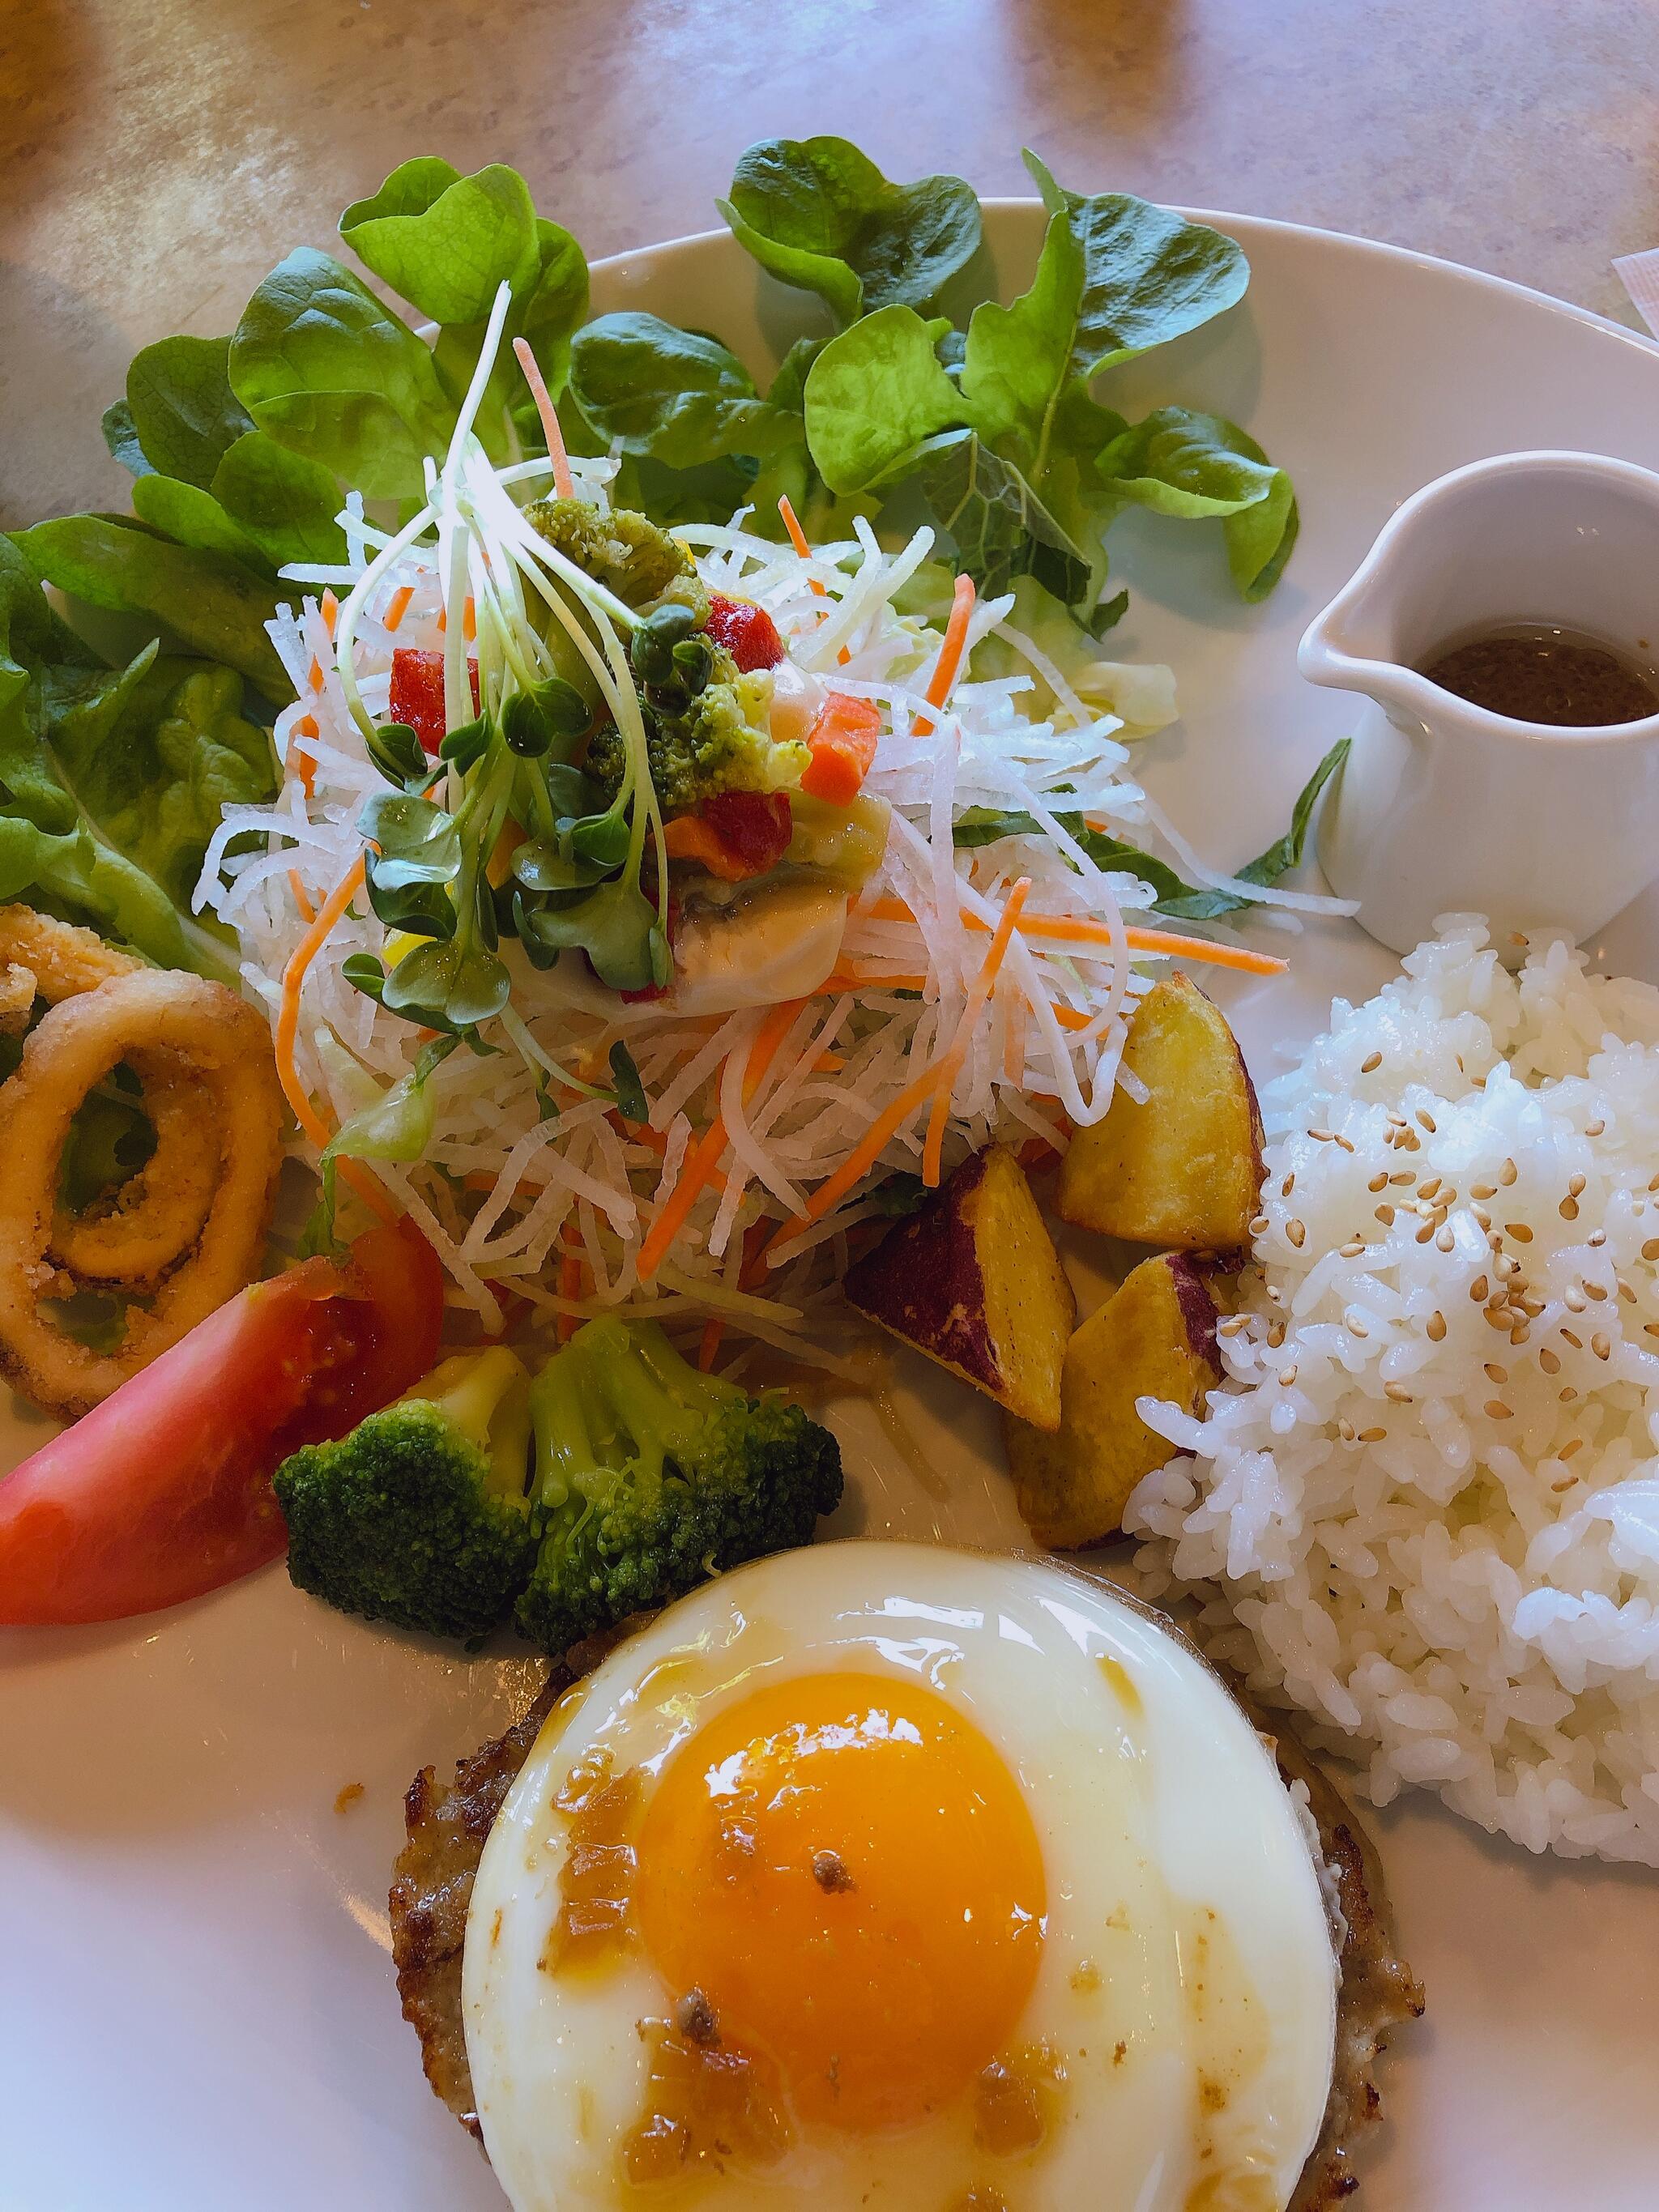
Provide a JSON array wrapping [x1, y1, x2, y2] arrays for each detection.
[[704, 594, 785, 673], [388, 649, 482, 757]]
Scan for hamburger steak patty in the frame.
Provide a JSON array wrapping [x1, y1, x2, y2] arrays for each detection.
[[389, 1664, 1422, 2191]]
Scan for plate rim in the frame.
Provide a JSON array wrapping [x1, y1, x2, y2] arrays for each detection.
[[590, 194, 1659, 365]]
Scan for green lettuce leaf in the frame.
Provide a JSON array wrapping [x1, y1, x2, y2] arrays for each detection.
[[1094, 406, 1299, 599], [41, 650, 278, 914], [130, 474, 274, 575], [959, 209, 1086, 467], [209, 431, 348, 569], [10, 514, 288, 697], [569, 313, 796, 468], [339, 160, 544, 326], [0, 541, 261, 971], [1022, 151, 1250, 378], [912, 429, 1091, 604], [804, 305, 963, 494], [721, 137, 980, 326], [962, 573, 1171, 731], [124, 335, 256, 491], [229, 248, 456, 501]]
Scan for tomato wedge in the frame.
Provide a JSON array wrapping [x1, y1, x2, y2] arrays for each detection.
[[703, 593, 785, 673], [388, 649, 482, 756], [0, 1221, 443, 1626]]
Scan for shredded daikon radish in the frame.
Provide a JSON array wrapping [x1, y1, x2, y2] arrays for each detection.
[[201, 451, 1290, 1359]]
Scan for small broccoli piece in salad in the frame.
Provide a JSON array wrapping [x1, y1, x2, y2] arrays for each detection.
[[527, 496, 704, 614], [585, 677, 808, 818]]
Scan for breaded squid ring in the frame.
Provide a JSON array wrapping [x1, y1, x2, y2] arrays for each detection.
[[50, 1047, 223, 1284], [0, 970, 284, 1420], [0, 902, 221, 1284], [0, 905, 136, 998]]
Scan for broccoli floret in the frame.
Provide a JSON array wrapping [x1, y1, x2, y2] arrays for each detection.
[[273, 1348, 536, 1643], [585, 680, 809, 817], [527, 496, 704, 614], [514, 1316, 842, 1655]]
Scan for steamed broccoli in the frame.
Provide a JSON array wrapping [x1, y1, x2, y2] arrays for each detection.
[[273, 1348, 536, 1643], [514, 1316, 843, 1655], [271, 1320, 843, 1654], [527, 495, 703, 613], [584, 677, 805, 817]]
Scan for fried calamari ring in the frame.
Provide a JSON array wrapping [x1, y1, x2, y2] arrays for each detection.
[[0, 961, 36, 1033], [0, 902, 221, 1283], [0, 970, 284, 1419], [50, 1047, 223, 1284], [0, 904, 136, 998]]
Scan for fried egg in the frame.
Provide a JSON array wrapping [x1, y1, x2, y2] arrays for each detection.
[[463, 1543, 1337, 2210]]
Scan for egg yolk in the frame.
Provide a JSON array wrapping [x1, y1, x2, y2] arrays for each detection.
[[632, 1670, 1046, 2134]]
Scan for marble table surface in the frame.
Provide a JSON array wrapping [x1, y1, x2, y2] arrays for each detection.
[[2, 0, 1657, 526]]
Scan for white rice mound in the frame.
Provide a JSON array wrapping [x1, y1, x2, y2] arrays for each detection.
[[1128, 917, 1659, 1865]]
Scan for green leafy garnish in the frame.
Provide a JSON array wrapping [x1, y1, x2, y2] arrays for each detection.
[[720, 138, 981, 326], [1095, 407, 1298, 601], [608, 1041, 649, 1124], [951, 739, 1349, 921]]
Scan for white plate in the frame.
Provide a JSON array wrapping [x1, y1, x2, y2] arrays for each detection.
[[6, 205, 1659, 2212]]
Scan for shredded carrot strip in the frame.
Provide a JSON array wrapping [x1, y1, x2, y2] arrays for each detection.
[[436, 607, 446, 634], [321, 589, 339, 638], [769, 883, 1029, 1262], [637, 1000, 802, 1281], [287, 868, 317, 924], [383, 583, 416, 633], [514, 335, 575, 500], [856, 893, 1286, 978], [912, 572, 975, 737], [288, 711, 320, 799], [829, 968, 928, 991], [923, 879, 1029, 1184], [778, 495, 826, 596], [308, 657, 325, 693], [611, 1112, 668, 1156], [273, 854, 397, 1225], [463, 595, 476, 643]]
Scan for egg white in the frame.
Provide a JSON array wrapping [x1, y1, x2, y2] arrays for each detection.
[[463, 1541, 1337, 2210]]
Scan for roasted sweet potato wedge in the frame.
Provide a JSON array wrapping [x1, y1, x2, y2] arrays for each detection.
[[1003, 1251, 1223, 1547], [843, 1143, 1075, 1430], [1056, 973, 1264, 1250]]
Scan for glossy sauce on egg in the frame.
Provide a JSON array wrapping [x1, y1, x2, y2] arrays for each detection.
[[463, 1544, 1337, 2211]]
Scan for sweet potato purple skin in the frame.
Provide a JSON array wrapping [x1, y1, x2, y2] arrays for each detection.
[[845, 1149, 1001, 1392], [844, 1144, 1074, 1429]]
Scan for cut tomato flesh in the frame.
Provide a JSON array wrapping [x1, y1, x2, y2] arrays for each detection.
[[0, 1221, 443, 1626], [704, 593, 785, 673], [697, 790, 793, 876], [388, 649, 483, 756]]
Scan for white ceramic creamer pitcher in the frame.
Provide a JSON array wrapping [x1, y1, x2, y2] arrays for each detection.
[[1299, 450, 1659, 956]]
